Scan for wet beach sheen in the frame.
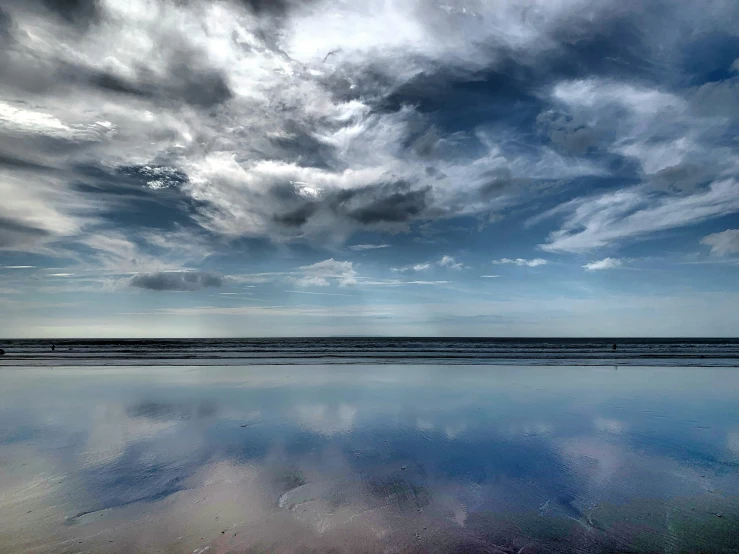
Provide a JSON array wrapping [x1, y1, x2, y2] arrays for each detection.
[[1, 362, 739, 553]]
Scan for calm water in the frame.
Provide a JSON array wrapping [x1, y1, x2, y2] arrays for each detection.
[[2, 338, 739, 366], [2, 363, 739, 553]]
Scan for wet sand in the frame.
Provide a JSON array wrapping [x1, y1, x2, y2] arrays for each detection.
[[1, 364, 739, 553]]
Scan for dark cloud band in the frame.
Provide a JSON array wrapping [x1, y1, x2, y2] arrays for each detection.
[[129, 271, 223, 291]]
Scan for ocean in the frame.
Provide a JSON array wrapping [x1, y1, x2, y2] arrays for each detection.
[[1, 337, 738, 366]]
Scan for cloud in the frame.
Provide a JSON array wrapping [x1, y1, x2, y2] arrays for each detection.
[[0, 170, 95, 251], [292, 258, 357, 287], [0, 6, 12, 38], [438, 255, 463, 270], [129, 271, 223, 291], [118, 164, 188, 190], [393, 255, 464, 273], [701, 229, 739, 256], [392, 262, 431, 273], [185, 158, 438, 241], [583, 257, 622, 271], [332, 181, 431, 226], [689, 78, 739, 118], [0, 101, 111, 143], [650, 163, 710, 194], [348, 244, 389, 251], [492, 258, 547, 267], [481, 275, 500, 278], [0, 0, 636, 256], [540, 180, 739, 253], [546, 75, 736, 195], [536, 110, 602, 155], [40, 0, 100, 26]]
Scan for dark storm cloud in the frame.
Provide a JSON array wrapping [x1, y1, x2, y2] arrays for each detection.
[[273, 203, 318, 227], [0, 217, 51, 249], [130, 271, 223, 291], [41, 0, 99, 26], [0, 151, 54, 172], [267, 122, 339, 170], [651, 163, 713, 193], [476, 168, 531, 199], [688, 77, 739, 117], [238, 0, 304, 17], [170, 64, 233, 108], [332, 182, 432, 225], [0, 6, 13, 40], [88, 71, 155, 99], [262, 181, 432, 230], [85, 63, 232, 108]]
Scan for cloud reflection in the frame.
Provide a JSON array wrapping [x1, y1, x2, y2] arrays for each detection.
[[1, 365, 739, 552]]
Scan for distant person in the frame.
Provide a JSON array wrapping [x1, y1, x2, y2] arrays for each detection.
[[51, 344, 55, 351], [612, 343, 617, 351]]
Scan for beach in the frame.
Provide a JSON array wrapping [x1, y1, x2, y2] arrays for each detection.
[[2, 345, 739, 553]]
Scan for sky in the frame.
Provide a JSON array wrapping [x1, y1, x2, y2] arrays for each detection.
[[1, 0, 739, 338]]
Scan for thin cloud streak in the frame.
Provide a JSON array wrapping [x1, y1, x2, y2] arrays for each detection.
[[348, 244, 390, 251], [540, 181, 739, 253], [492, 258, 548, 267]]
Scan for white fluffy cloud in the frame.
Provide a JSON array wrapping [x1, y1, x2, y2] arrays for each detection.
[[292, 258, 358, 287], [701, 229, 739, 256], [438, 255, 464, 270], [583, 257, 622, 271]]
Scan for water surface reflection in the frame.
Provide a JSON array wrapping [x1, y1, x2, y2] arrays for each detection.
[[1, 365, 738, 553]]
